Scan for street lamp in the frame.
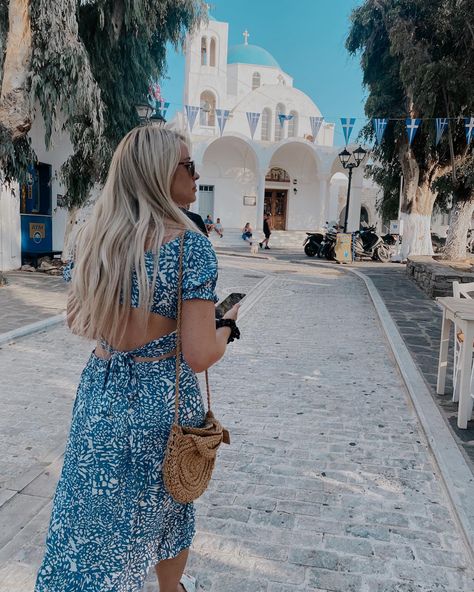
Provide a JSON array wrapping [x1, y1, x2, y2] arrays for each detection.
[[338, 145, 367, 233], [135, 103, 166, 126], [135, 103, 153, 125]]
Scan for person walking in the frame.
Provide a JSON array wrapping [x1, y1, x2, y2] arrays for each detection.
[[260, 212, 272, 249], [34, 127, 240, 592]]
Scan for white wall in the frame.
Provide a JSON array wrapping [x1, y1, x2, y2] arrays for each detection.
[[0, 184, 21, 270]]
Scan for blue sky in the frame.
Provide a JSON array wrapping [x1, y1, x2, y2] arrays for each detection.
[[161, 0, 365, 145]]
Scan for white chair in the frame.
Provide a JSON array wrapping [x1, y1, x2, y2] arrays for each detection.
[[452, 281, 474, 402]]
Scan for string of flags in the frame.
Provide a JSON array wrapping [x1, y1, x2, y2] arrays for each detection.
[[182, 101, 474, 145]]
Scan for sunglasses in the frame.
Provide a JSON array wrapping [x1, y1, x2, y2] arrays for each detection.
[[179, 160, 196, 177]]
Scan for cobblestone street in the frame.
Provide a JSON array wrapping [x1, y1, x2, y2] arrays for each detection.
[[1, 257, 473, 591]]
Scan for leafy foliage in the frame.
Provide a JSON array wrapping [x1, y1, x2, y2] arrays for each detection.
[[0, 0, 205, 208], [347, 0, 474, 217]]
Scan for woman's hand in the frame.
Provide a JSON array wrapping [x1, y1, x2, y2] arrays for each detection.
[[223, 303, 240, 321]]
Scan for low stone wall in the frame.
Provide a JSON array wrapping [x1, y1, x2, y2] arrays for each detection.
[[406, 256, 474, 298]]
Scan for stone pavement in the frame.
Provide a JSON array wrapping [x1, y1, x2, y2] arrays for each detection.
[[1, 257, 474, 591], [0, 272, 67, 334]]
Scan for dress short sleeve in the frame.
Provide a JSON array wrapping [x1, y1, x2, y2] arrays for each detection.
[[182, 232, 218, 302], [63, 261, 74, 283]]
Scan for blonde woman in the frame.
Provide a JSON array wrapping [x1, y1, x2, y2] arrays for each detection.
[[35, 127, 240, 592]]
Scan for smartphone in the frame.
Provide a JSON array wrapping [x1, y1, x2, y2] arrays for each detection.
[[215, 292, 246, 318]]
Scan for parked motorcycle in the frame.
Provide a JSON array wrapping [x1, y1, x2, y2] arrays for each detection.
[[382, 233, 397, 246], [353, 226, 391, 262], [319, 230, 337, 260], [303, 232, 325, 257]]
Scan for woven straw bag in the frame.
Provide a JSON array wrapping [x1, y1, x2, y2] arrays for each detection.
[[163, 233, 230, 504]]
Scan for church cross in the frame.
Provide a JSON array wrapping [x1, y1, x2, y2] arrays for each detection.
[[406, 120, 419, 134], [243, 30, 250, 45]]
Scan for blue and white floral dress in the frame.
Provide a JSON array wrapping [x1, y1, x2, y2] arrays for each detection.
[[35, 230, 218, 592]]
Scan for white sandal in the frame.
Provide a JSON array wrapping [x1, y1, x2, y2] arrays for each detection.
[[180, 573, 197, 592]]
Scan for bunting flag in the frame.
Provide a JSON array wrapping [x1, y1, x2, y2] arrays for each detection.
[[216, 109, 230, 136], [246, 112, 260, 139], [465, 117, 474, 144], [435, 118, 448, 145], [406, 118, 421, 145], [159, 101, 170, 119], [373, 118, 388, 145], [309, 116, 324, 141], [278, 113, 294, 126], [185, 105, 200, 131], [341, 117, 356, 145]]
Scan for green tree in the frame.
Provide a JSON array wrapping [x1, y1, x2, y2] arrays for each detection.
[[0, 0, 205, 252], [347, 0, 474, 260]]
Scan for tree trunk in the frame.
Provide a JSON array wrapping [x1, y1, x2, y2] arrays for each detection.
[[398, 145, 435, 259], [62, 206, 78, 262], [0, 0, 32, 139], [443, 198, 474, 261]]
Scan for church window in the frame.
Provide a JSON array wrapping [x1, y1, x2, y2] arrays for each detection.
[[261, 108, 271, 141], [210, 38, 217, 67], [201, 37, 208, 65], [275, 103, 285, 142], [288, 111, 298, 137], [199, 90, 216, 127], [252, 72, 261, 90]]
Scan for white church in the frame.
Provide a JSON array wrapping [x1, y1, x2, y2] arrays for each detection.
[[0, 12, 450, 272], [174, 14, 381, 235]]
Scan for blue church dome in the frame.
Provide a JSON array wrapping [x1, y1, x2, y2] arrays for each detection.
[[228, 43, 280, 68]]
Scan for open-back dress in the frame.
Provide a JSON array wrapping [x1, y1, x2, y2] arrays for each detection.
[[34, 230, 218, 592]]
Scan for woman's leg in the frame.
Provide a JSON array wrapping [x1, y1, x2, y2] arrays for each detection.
[[155, 548, 189, 592]]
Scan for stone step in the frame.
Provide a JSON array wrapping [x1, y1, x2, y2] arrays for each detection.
[[208, 228, 311, 250]]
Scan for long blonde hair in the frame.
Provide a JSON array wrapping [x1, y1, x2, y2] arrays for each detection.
[[69, 126, 197, 342]]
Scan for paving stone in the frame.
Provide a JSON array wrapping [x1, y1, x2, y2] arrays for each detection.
[[1, 256, 474, 591]]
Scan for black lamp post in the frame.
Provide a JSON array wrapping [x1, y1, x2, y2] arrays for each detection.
[[338, 146, 367, 233]]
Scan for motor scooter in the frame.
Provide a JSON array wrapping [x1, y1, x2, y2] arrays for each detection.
[[303, 232, 324, 257], [353, 226, 391, 262], [319, 229, 337, 260]]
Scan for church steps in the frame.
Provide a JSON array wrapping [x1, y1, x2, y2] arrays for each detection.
[[208, 228, 310, 250]]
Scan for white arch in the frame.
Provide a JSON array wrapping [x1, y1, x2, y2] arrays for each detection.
[[199, 90, 216, 127], [210, 37, 217, 67], [275, 102, 285, 142], [288, 110, 298, 138], [261, 107, 272, 141]]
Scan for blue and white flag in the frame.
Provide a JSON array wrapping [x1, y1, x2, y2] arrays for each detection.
[[159, 101, 170, 119], [435, 118, 448, 145], [373, 118, 388, 145], [406, 118, 421, 145], [465, 117, 474, 144], [185, 105, 200, 131], [278, 113, 294, 127], [246, 112, 260, 139], [341, 118, 356, 145], [216, 109, 230, 136], [309, 116, 324, 141]]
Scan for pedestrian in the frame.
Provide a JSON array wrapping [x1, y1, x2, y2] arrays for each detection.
[[242, 222, 253, 244], [204, 214, 214, 234], [259, 212, 272, 249], [34, 127, 241, 592], [214, 217, 224, 238], [182, 206, 208, 236]]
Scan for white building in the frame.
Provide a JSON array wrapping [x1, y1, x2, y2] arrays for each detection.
[[176, 15, 379, 235]]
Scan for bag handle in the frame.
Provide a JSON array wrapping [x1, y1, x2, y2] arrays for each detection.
[[174, 231, 212, 425]]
